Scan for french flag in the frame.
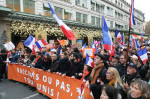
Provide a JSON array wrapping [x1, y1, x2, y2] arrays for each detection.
[[85, 54, 94, 68], [48, 3, 75, 40], [141, 33, 144, 42], [137, 47, 148, 64], [23, 35, 36, 50], [135, 38, 140, 49], [35, 39, 47, 50], [81, 43, 86, 51], [58, 45, 62, 55], [115, 29, 121, 39], [102, 16, 113, 51], [130, 0, 136, 26]]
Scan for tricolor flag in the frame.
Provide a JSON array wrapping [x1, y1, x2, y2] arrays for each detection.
[[81, 43, 86, 51], [117, 32, 122, 40], [135, 38, 140, 49], [58, 45, 62, 55], [35, 39, 47, 50], [141, 33, 144, 42], [137, 47, 148, 64], [23, 35, 35, 50], [48, 3, 75, 40], [115, 29, 119, 37], [85, 54, 94, 68], [130, 0, 136, 26], [102, 16, 114, 52]]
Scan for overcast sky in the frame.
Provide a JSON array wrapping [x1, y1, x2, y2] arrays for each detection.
[[125, 0, 150, 22]]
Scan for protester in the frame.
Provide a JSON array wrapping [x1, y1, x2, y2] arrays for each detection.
[[48, 54, 59, 72], [69, 52, 84, 78], [9, 49, 19, 63], [116, 54, 127, 77], [128, 80, 150, 99], [41, 52, 51, 71], [111, 55, 119, 67], [122, 63, 141, 92], [79, 64, 93, 82], [57, 52, 70, 76], [105, 67, 126, 99], [32, 51, 43, 69], [85, 53, 107, 99], [100, 86, 121, 99], [18, 50, 25, 64], [23, 54, 30, 66]]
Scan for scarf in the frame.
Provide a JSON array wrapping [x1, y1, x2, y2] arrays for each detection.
[[89, 63, 104, 81], [35, 55, 41, 64], [108, 79, 115, 86], [80, 70, 89, 81]]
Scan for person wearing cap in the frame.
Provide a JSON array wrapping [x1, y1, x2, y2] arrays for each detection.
[[85, 53, 107, 99], [122, 62, 141, 91], [51, 49, 57, 55], [9, 49, 19, 63]]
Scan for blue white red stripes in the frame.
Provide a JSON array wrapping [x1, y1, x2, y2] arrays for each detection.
[[130, 0, 136, 26], [48, 3, 75, 40], [137, 47, 148, 64], [85, 54, 94, 68]]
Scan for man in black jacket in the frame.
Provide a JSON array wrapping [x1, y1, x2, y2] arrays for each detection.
[[57, 52, 70, 76], [48, 54, 59, 72], [69, 52, 84, 79]]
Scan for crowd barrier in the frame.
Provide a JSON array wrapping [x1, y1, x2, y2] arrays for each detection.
[[8, 63, 93, 99]]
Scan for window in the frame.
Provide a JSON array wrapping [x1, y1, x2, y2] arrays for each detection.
[[44, 7, 52, 17], [107, 7, 113, 16], [76, 0, 80, 5], [62, 0, 70, 3], [91, 16, 95, 25], [83, 14, 87, 23], [96, 17, 100, 27], [55, 7, 63, 19], [96, 4, 100, 12], [6, 0, 20, 12], [23, 0, 35, 14], [76, 12, 87, 23], [76, 12, 81, 22], [82, 0, 87, 8], [91, 1, 95, 11], [100, 5, 105, 14], [107, 20, 113, 28], [64, 9, 71, 20]]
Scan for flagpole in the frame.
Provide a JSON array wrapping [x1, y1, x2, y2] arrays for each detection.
[[126, 26, 131, 59]]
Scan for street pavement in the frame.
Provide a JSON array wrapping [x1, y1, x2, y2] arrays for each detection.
[[0, 79, 50, 99]]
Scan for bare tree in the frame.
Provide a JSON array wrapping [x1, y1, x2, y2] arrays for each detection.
[[145, 21, 150, 34]]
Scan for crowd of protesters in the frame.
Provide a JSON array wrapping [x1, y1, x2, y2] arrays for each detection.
[[0, 42, 150, 99]]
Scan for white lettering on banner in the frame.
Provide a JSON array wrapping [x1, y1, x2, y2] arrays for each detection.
[[56, 79, 59, 87], [17, 68, 36, 79], [66, 84, 70, 93], [42, 76, 52, 84], [36, 83, 54, 96], [36, 74, 39, 80], [57, 92, 59, 99], [60, 81, 65, 91]]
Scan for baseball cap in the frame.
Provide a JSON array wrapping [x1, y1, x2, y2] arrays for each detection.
[[128, 62, 138, 70]]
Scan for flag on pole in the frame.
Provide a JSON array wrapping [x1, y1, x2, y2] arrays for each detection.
[[135, 38, 140, 49], [137, 47, 148, 64], [48, 3, 75, 40], [35, 39, 47, 49], [81, 43, 86, 51], [57, 39, 67, 46], [102, 16, 115, 59], [85, 54, 94, 68], [115, 29, 119, 37], [23, 35, 35, 50], [130, 0, 136, 26], [58, 45, 62, 55]]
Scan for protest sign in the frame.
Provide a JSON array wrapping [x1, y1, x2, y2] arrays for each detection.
[[83, 48, 95, 58], [8, 63, 93, 99]]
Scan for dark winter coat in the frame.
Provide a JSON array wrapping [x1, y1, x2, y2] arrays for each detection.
[[50, 59, 59, 72]]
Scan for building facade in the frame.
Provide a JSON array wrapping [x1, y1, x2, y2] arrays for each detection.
[[0, 0, 147, 48]]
